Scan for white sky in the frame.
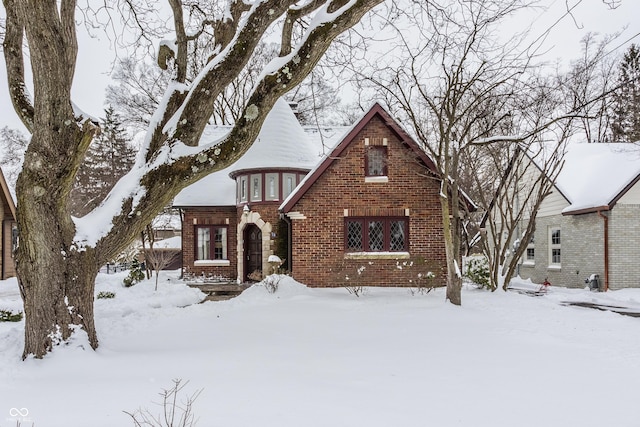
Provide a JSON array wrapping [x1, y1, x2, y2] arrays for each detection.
[[1, 0, 639, 134]]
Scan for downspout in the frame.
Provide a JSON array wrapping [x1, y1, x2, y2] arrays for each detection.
[[597, 210, 609, 292], [1, 219, 5, 280], [280, 213, 293, 273]]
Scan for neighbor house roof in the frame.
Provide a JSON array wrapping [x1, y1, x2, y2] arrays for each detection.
[[280, 102, 444, 213], [173, 98, 329, 207], [558, 143, 640, 215], [0, 168, 16, 220]]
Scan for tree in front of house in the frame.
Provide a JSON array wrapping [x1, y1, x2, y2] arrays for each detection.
[[70, 107, 136, 216], [355, 0, 544, 304], [611, 44, 640, 142], [3, 0, 384, 360]]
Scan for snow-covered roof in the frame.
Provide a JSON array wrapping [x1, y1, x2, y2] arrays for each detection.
[[557, 143, 640, 214], [173, 98, 346, 207]]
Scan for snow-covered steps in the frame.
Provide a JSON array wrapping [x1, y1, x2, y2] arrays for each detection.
[[186, 282, 251, 302]]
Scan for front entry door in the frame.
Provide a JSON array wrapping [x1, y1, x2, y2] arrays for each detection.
[[244, 224, 262, 281]]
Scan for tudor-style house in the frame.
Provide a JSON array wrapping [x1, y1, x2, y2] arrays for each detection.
[[174, 99, 464, 287]]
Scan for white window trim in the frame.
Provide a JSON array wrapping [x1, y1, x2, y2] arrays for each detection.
[[365, 176, 389, 183], [548, 226, 561, 269], [523, 237, 535, 266], [194, 260, 231, 267]]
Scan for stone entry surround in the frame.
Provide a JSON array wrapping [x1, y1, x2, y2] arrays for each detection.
[[237, 210, 273, 281]]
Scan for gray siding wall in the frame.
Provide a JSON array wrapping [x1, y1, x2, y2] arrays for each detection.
[[609, 204, 640, 289], [518, 213, 605, 288]]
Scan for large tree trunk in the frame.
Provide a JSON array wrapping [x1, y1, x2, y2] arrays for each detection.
[[5, 0, 384, 360], [16, 140, 99, 359]]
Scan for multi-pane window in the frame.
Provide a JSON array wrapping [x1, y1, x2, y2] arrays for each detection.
[[525, 235, 535, 263], [549, 227, 561, 266], [366, 146, 388, 177], [196, 226, 227, 260], [345, 217, 408, 252]]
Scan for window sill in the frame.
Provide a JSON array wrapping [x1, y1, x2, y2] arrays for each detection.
[[194, 260, 230, 267], [364, 176, 389, 183], [547, 265, 561, 271], [345, 251, 410, 260], [522, 261, 535, 267]]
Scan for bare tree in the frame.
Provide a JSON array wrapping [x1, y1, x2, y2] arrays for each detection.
[[144, 244, 180, 291], [2, 0, 384, 359], [354, 0, 542, 304]]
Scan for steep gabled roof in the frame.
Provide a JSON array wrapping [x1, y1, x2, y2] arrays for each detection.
[[0, 168, 16, 220], [557, 143, 640, 214], [280, 103, 441, 213]]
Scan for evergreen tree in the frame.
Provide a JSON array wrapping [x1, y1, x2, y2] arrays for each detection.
[[70, 107, 136, 215], [611, 44, 640, 142]]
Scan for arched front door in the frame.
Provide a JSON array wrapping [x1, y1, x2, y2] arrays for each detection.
[[244, 224, 262, 281]]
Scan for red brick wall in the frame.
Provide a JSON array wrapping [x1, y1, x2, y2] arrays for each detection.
[[182, 203, 285, 280], [289, 116, 447, 287], [182, 206, 238, 279]]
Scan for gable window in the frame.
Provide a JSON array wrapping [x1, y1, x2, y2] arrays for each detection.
[[366, 146, 388, 177], [548, 227, 561, 268], [345, 217, 408, 253], [196, 225, 228, 261]]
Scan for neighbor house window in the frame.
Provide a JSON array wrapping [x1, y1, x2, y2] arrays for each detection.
[[548, 227, 561, 267], [366, 146, 388, 177], [196, 226, 228, 260], [345, 217, 408, 252], [524, 235, 535, 265]]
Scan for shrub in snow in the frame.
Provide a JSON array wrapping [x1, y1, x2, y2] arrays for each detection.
[[331, 261, 369, 297], [262, 274, 283, 294], [124, 379, 202, 427], [0, 309, 23, 322], [96, 291, 116, 299], [123, 259, 146, 287], [464, 256, 490, 289]]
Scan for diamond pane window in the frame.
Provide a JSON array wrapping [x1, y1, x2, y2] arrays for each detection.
[[368, 221, 384, 251], [345, 217, 408, 253], [390, 221, 406, 251], [347, 221, 363, 251]]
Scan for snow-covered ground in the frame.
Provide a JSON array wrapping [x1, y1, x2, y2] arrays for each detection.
[[1, 271, 639, 427]]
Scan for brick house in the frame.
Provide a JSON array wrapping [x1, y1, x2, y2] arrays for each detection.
[[174, 99, 457, 287], [0, 168, 16, 280], [488, 143, 640, 290]]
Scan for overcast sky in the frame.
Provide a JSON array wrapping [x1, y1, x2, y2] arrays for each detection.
[[1, 0, 639, 134]]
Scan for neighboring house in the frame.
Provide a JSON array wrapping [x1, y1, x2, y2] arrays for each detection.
[[174, 99, 461, 287], [490, 143, 640, 290], [0, 168, 16, 280]]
